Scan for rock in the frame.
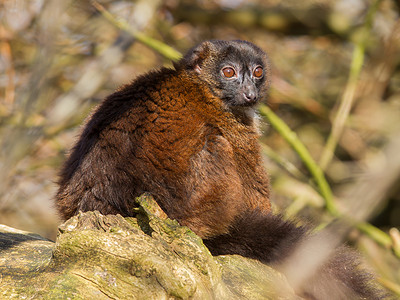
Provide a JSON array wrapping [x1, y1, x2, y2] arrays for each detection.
[[0, 194, 299, 299]]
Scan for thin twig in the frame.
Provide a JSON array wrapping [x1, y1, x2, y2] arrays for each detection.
[[356, 222, 392, 249], [318, 0, 382, 170], [259, 104, 339, 216], [260, 142, 307, 181], [259, 104, 400, 258], [92, 1, 182, 62]]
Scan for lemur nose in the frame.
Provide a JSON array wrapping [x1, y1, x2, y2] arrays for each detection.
[[244, 91, 257, 102]]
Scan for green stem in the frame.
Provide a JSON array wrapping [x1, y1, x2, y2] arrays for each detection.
[[356, 222, 392, 248], [260, 104, 399, 258], [260, 142, 306, 180], [92, 1, 182, 61], [319, 0, 382, 170], [259, 104, 339, 216]]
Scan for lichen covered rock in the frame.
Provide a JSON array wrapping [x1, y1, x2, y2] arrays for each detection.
[[0, 194, 299, 299]]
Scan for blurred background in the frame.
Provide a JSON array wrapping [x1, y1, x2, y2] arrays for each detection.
[[0, 0, 399, 295]]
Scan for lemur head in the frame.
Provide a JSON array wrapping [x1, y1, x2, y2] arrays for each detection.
[[175, 40, 270, 107]]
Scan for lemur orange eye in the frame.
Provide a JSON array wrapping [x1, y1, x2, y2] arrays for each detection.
[[253, 66, 263, 78], [222, 67, 236, 78]]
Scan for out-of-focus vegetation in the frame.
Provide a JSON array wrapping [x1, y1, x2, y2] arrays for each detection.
[[0, 0, 399, 296]]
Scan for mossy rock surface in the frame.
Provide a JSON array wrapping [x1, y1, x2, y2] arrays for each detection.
[[0, 194, 299, 299]]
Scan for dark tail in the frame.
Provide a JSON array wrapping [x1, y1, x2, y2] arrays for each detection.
[[203, 210, 385, 300]]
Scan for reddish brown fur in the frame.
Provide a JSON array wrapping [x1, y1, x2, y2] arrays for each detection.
[[56, 62, 270, 238]]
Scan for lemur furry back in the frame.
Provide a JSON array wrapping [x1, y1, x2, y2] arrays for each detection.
[[56, 40, 384, 299]]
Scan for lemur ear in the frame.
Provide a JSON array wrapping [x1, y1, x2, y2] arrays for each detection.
[[173, 41, 213, 73]]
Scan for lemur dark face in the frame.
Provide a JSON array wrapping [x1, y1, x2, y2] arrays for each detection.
[[175, 40, 270, 108], [208, 41, 268, 107]]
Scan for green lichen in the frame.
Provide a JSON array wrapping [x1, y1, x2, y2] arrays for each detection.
[[0, 194, 299, 299]]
